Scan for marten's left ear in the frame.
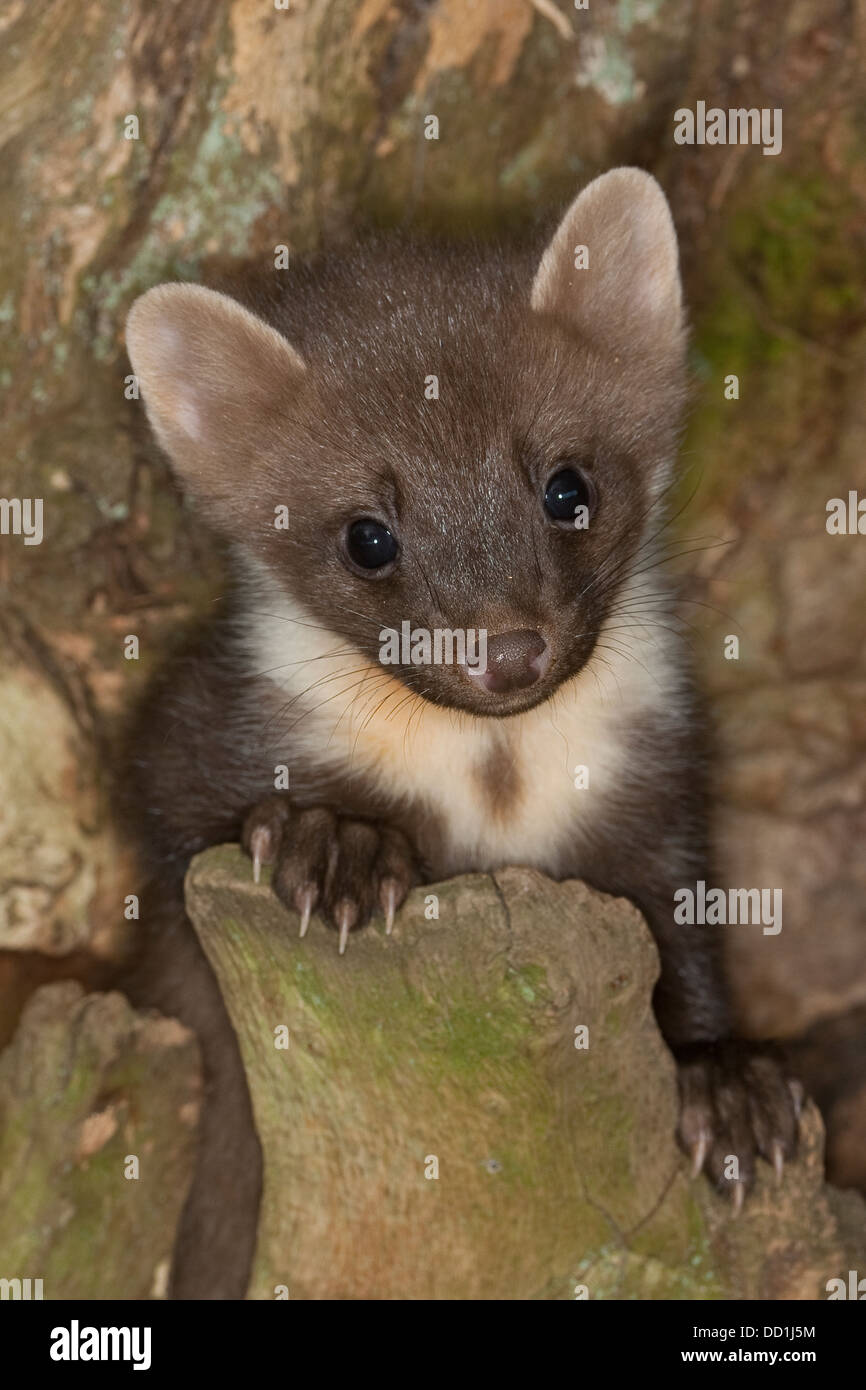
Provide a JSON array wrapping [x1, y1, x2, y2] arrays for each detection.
[[530, 167, 684, 359]]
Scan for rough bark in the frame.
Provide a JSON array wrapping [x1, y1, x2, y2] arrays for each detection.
[[0, 981, 200, 1299], [1, 856, 862, 1300], [182, 848, 866, 1301]]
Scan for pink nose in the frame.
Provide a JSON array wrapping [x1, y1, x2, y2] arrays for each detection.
[[468, 629, 549, 694]]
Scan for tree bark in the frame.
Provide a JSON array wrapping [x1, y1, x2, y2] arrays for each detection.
[[183, 849, 865, 1301], [0, 981, 200, 1300]]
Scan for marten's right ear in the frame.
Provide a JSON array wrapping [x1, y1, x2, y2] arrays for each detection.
[[126, 283, 306, 503]]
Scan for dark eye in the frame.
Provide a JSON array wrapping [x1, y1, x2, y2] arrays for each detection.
[[345, 518, 399, 571], [543, 466, 595, 524]]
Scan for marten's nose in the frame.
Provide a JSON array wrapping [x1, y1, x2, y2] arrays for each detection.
[[470, 629, 549, 694]]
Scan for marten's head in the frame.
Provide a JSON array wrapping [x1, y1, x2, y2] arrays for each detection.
[[127, 168, 687, 721]]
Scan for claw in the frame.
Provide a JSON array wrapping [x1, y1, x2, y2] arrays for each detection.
[[336, 901, 357, 956], [771, 1140, 785, 1186], [689, 1131, 709, 1179], [788, 1078, 805, 1120], [249, 826, 270, 885], [381, 879, 399, 936], [296, 885, 316, 939], [731, 1180, 745, 1217]]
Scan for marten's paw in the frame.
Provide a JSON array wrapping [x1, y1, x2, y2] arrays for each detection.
[[241, 796, 419, 953], [674, 1040, 804, 1211]]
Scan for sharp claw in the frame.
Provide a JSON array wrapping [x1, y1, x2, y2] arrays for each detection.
[[771, 1140, 785, 1186], [689, 1131, 709, 1179], [338, 914, 351, 956], [731, 1180, 745, 1217], [335, 901, 357, 956], [249, 826, 270, 885], [299, 903, 311, 939], [788, 1078, 805, 1120], [381, 879, 399, 935], [297, 886, 316, 939]]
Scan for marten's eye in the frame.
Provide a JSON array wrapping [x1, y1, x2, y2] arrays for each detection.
[[543, 466, 596, 525], [345, 518, 399, 572]]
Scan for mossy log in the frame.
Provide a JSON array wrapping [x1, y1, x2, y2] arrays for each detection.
[[0, 855, 862, 1300], [185, 847, 866, 1300]]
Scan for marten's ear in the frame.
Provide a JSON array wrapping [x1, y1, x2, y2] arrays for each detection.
[[530, 167, 684, 359], [126, 283, 306, 501]]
